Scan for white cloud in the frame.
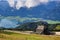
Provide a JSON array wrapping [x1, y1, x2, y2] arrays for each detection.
[[7, 0, 49, 9], [16, 0, 24, 9], [25, 0, 40, 8], [39, 0, 48, 3]]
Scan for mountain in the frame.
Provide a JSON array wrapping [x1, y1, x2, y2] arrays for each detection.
[[0, 1, 60, 28], [0, 16, 59, 28], [0, 1, 60, 21]]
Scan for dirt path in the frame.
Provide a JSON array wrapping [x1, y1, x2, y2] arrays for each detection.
[[55, 32, 60, 35], [4, 30, 33, 34]]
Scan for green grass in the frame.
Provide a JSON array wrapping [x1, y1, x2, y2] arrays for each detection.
[[0, 31, 60, 40], [53, 25, 60, 31]]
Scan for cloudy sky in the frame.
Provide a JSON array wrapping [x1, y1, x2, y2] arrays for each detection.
[[6, 0, 59, 10]]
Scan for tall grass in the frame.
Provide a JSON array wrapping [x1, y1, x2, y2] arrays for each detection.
[[0, 31, 60, 40]]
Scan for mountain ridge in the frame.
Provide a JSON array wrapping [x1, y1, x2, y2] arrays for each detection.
[[0, 1, 60, 21]]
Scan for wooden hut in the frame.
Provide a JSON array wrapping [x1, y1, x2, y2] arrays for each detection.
[[35, 21, 50, 34]]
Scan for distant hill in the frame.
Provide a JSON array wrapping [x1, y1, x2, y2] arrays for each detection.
[[0, 16, 60, 28], [15, 21, 60, 31]]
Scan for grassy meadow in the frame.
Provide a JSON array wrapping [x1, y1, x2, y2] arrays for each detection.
[[0, 31, 60, 40]]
